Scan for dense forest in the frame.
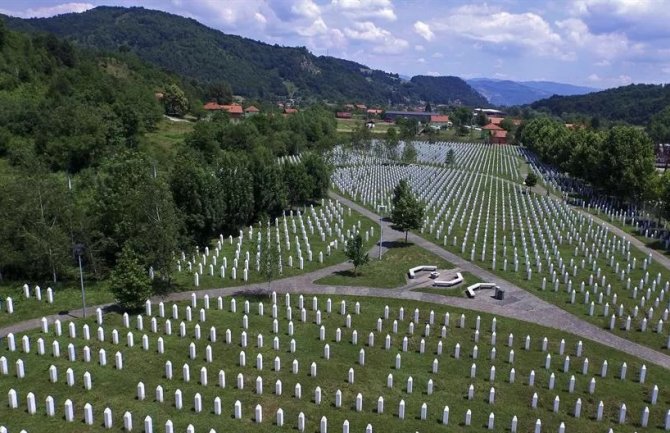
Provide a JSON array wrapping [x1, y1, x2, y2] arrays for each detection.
[[1, 6, 486, 106], [531, 83, 670, 125], [0, 23, 334, 292]]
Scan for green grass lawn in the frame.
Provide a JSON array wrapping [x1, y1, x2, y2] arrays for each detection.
[[0, 294, 667, 433], [141, 119, 194, 167], [0, 282, 115, 329], [314, 242, 454, 288]]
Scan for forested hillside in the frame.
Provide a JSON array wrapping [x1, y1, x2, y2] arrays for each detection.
[[0, 23, 334, 290], [531, 83, 670, 125], [410, 75, 487, 106], [1, 6, 486, 106]]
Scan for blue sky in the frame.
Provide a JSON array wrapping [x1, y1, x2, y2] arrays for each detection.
[[3, 0, 670, 88]]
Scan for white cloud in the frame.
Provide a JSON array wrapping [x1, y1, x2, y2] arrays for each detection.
[[297, 17, 328, 37], [344, 21, 387, 41], [413, 21, 434, 41], [426, 71, 441, 76], [343, 21, 408, 54], [291, 0, 321, 19], [430, 4, 570, 59], [571, 0, 670, 40], [331, 0, 397, 21], [414, 44, 425, 51], [1, 2, 94, 18], [418, 57, 425, 63], [556, 18, 642, 61], [587, 72, 632, 86]]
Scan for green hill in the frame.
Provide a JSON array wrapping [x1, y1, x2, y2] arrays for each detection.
[[531, 83, 670, 125], [1, 6, 485, 106], [410, 75, 487, 106]]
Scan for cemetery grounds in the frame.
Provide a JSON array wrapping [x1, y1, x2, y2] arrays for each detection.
[[1, 141, 670, 432]]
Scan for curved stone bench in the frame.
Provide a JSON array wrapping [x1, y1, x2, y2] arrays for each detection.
[[433, 272, 464, 287], [465, 282, 498, 298], [408, 265, 438, 279]]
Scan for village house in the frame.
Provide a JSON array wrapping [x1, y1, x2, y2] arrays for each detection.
[[203, 101, 245, 119]]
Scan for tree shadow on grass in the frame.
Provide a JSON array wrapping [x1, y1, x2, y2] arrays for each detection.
[[383, 240, 413, 249], [331, 270, 358, 278]]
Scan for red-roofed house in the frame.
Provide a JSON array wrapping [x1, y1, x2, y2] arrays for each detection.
[[481, 123, 504, 132], [355, 104, 367, 111], [489, 116, 504, 125], [203, 102, 244, 119], [284, 108, 298, 115], [336, 111, 353, 119], [366, 108, 383, 116], [244, 105, 260, 116], [491, 130, 507, 144], [430, 115, 451, 128]]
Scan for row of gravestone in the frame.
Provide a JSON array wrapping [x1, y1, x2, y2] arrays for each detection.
[[334, 155, 670, 344]]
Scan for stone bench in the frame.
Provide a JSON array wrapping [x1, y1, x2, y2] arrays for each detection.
[[465, 282, 498, 298], [433, 272, 464, 287], [408, 265, 437, 279]]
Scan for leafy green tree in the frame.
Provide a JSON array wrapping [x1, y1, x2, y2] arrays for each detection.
[[451, 107, 471, 127], [302, 153, 331, 200], [384, 127, 400, 159], [475, 111, 489, 127], [163, 83, 189, 117], [445, 148, 456, 165], [391, 179, 424, 242], [648, 106, 670, 144], [283, 161, 312, 208], [401, 142, 418, 163], [206, 81, 233, 104], [345, 233, 369, 276], [351, 122, 372, 150], [396, 117, 418, 139], [524, 172, 538, 191], [109, 244, 153, 311], [598, 126, 655, 203]]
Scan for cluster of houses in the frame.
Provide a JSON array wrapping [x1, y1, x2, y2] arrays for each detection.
[[202, 102, 299, 120], [201, 98, 520, 144]]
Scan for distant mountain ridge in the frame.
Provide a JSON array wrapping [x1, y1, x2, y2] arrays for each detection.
[[467, 78, 598, 106], [1, 6, 484, 106]]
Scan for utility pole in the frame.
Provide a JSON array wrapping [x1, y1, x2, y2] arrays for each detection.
[[377, 205, 387, 260], [73, 243, 87, 318]]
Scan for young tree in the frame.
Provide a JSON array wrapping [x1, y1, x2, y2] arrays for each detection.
[[524, 172, 538, 192], [384, 127, 400, 159], [109, 245, 153, 311], [345, 233, 369, 276], [444, 148, 456, 165], [401, 142, 418, 163], [163, 83, 189, 117], [391, 180, 425, 242]]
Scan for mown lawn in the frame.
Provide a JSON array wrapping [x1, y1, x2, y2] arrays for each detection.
[[0, 294, 667, 433], [314, 242, 454, 289]]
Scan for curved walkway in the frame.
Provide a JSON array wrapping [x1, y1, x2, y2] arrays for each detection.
[[2, 193, 670, 370]]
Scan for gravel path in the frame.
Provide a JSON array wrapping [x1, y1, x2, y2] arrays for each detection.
[[2, 192, 670, 370]]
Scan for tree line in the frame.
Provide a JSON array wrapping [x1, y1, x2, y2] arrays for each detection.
[[518, 117, 656, 204]]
